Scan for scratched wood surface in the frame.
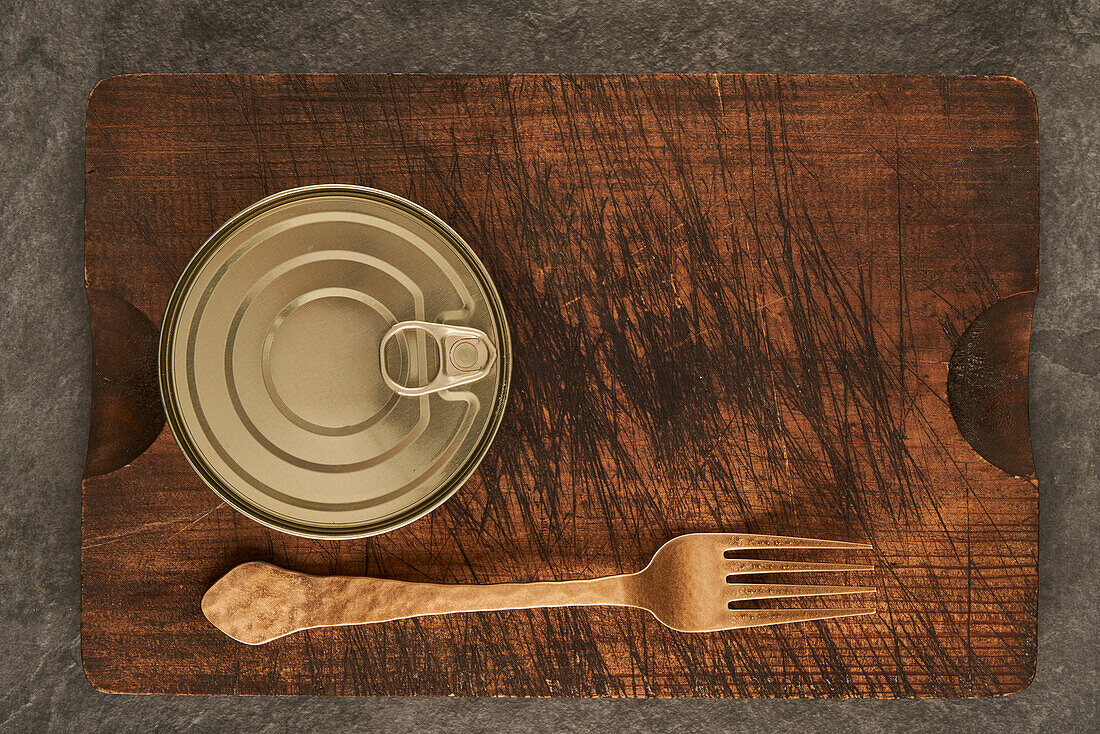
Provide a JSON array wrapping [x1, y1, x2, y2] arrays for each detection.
[[82, 74, 1039, 697]]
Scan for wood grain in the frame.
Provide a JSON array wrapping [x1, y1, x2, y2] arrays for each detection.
[[82, 74, 1039, 697]]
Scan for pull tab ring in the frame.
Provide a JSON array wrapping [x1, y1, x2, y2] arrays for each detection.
[[380, 321, 497, 397]]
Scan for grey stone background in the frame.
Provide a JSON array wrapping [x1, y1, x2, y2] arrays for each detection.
[[1, 0, 1096, 731]]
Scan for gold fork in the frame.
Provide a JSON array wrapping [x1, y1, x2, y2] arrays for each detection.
[[203, 533, 876, 644]]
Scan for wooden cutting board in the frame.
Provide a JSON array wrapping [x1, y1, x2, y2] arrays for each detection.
[[81, 74, 1039, 697]]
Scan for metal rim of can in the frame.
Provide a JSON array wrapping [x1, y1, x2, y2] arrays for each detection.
[[158, 184, 512, 539]]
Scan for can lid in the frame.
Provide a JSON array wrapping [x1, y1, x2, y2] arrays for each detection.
[[160, 185, 511, 538]]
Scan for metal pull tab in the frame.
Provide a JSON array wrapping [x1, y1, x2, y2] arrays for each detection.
[[380, 320, 497, 397]]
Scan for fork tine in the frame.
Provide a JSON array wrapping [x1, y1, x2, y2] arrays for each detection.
[[727, 559, 874, 575], [715, 533, 873, 551], [728, 584, 876, 602], [725, 607, 877, 630]]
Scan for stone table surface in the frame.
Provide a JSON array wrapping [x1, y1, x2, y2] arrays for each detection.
[[0, 1, 1096, 732]]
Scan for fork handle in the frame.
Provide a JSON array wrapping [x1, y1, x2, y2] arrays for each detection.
[[349, 575, 634, 619], [203, 562, 635, 644]]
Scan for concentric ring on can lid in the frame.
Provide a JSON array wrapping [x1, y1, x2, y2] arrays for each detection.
[[159, 185, 511, 539]]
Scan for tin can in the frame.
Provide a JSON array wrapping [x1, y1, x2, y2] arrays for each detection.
[[159, 185, 511, 538]]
